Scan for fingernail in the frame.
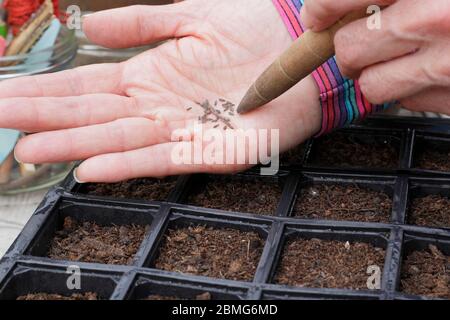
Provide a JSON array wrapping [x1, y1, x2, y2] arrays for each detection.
[[73, 168, 85, 184], [13, 148, 22, 164]]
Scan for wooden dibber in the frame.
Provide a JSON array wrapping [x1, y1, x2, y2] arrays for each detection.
[[237, 11, 368, 114]]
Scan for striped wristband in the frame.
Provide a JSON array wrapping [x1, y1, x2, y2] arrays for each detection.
[[273, 0, 391, 136]]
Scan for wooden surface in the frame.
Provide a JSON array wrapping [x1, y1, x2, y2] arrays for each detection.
[[0, 189, 48, 257]]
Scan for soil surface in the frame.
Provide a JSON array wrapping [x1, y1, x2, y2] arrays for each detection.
[[408, 195, 450, 228], [186, 178, 282, 215], [154, 225, 264, 281], [274, 238, 385, 289], [309, 132, 399, 169], [145, 292, 211, 301], [416, 147, 450, 171], [17, 292, 98, 300], [293, 184, 392, 223], [47, 217, 148, 265], [401, 245, 449, 299], [280, 144, 306, 166], [83, 178, 177, 201]]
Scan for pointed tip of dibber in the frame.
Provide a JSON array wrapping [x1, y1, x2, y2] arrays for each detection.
[[236, 100, 252, 115], [237, 84, 268, 115]]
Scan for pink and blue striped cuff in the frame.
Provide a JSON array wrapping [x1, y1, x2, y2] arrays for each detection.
[[273, 0, 391, 136]]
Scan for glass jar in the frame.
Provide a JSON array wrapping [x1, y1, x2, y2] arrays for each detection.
[[0, 24, 78, 195], [0, 24, 77, 79], [74, 13, 153, 66]]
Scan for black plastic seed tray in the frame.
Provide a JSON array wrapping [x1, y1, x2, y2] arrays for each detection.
[[1, 117, 450, 300]]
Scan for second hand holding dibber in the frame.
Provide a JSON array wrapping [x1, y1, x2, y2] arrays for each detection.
[[237, 10, 369, 114]]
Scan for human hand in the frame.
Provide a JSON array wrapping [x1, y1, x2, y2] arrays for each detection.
[[0, 0, 321, 182], [300, 0, 450, 114]]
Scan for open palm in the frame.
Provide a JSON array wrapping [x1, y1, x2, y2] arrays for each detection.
[[0, 0, 320, 182]]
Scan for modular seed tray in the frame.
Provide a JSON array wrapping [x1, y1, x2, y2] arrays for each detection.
[[1, 117, 450, 300]]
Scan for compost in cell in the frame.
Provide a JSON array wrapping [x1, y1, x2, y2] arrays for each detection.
[[408, 195, 450, 229], [16, 292, 99, 300], [293, 183, 392, 223], [400, 245, 450, 299], [274, 238, 385, 290], [185, 177, 282, 216], [154, 225, 264, 281], [308, 131, 400, 169], [47, 217, 149, 265], [414, 138, 450, 172], [81, 177, 178, 202], [280, 144, 306, 166]]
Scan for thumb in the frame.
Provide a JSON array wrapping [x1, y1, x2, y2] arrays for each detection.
[[82, 2, 197, 49]]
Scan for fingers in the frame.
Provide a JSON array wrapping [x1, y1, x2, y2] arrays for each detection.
[[0, 94, 140, 132], [14, 118, 171, 163], [331, 0, 450, 106], [358, 50, 430, 104], [301, 0, 396, 31], [0, 63, 124, 98], [75, 141, 248, 183], [401, 87, 450, 115], [334, 8, 419, 78], [82, 2, 197, 49], [74, 121, 285, 183], [76, 143, 198, 183], [332, 0, 447, 78]]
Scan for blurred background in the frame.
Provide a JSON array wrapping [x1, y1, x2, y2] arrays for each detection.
[[65, 0, 175, 67]]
